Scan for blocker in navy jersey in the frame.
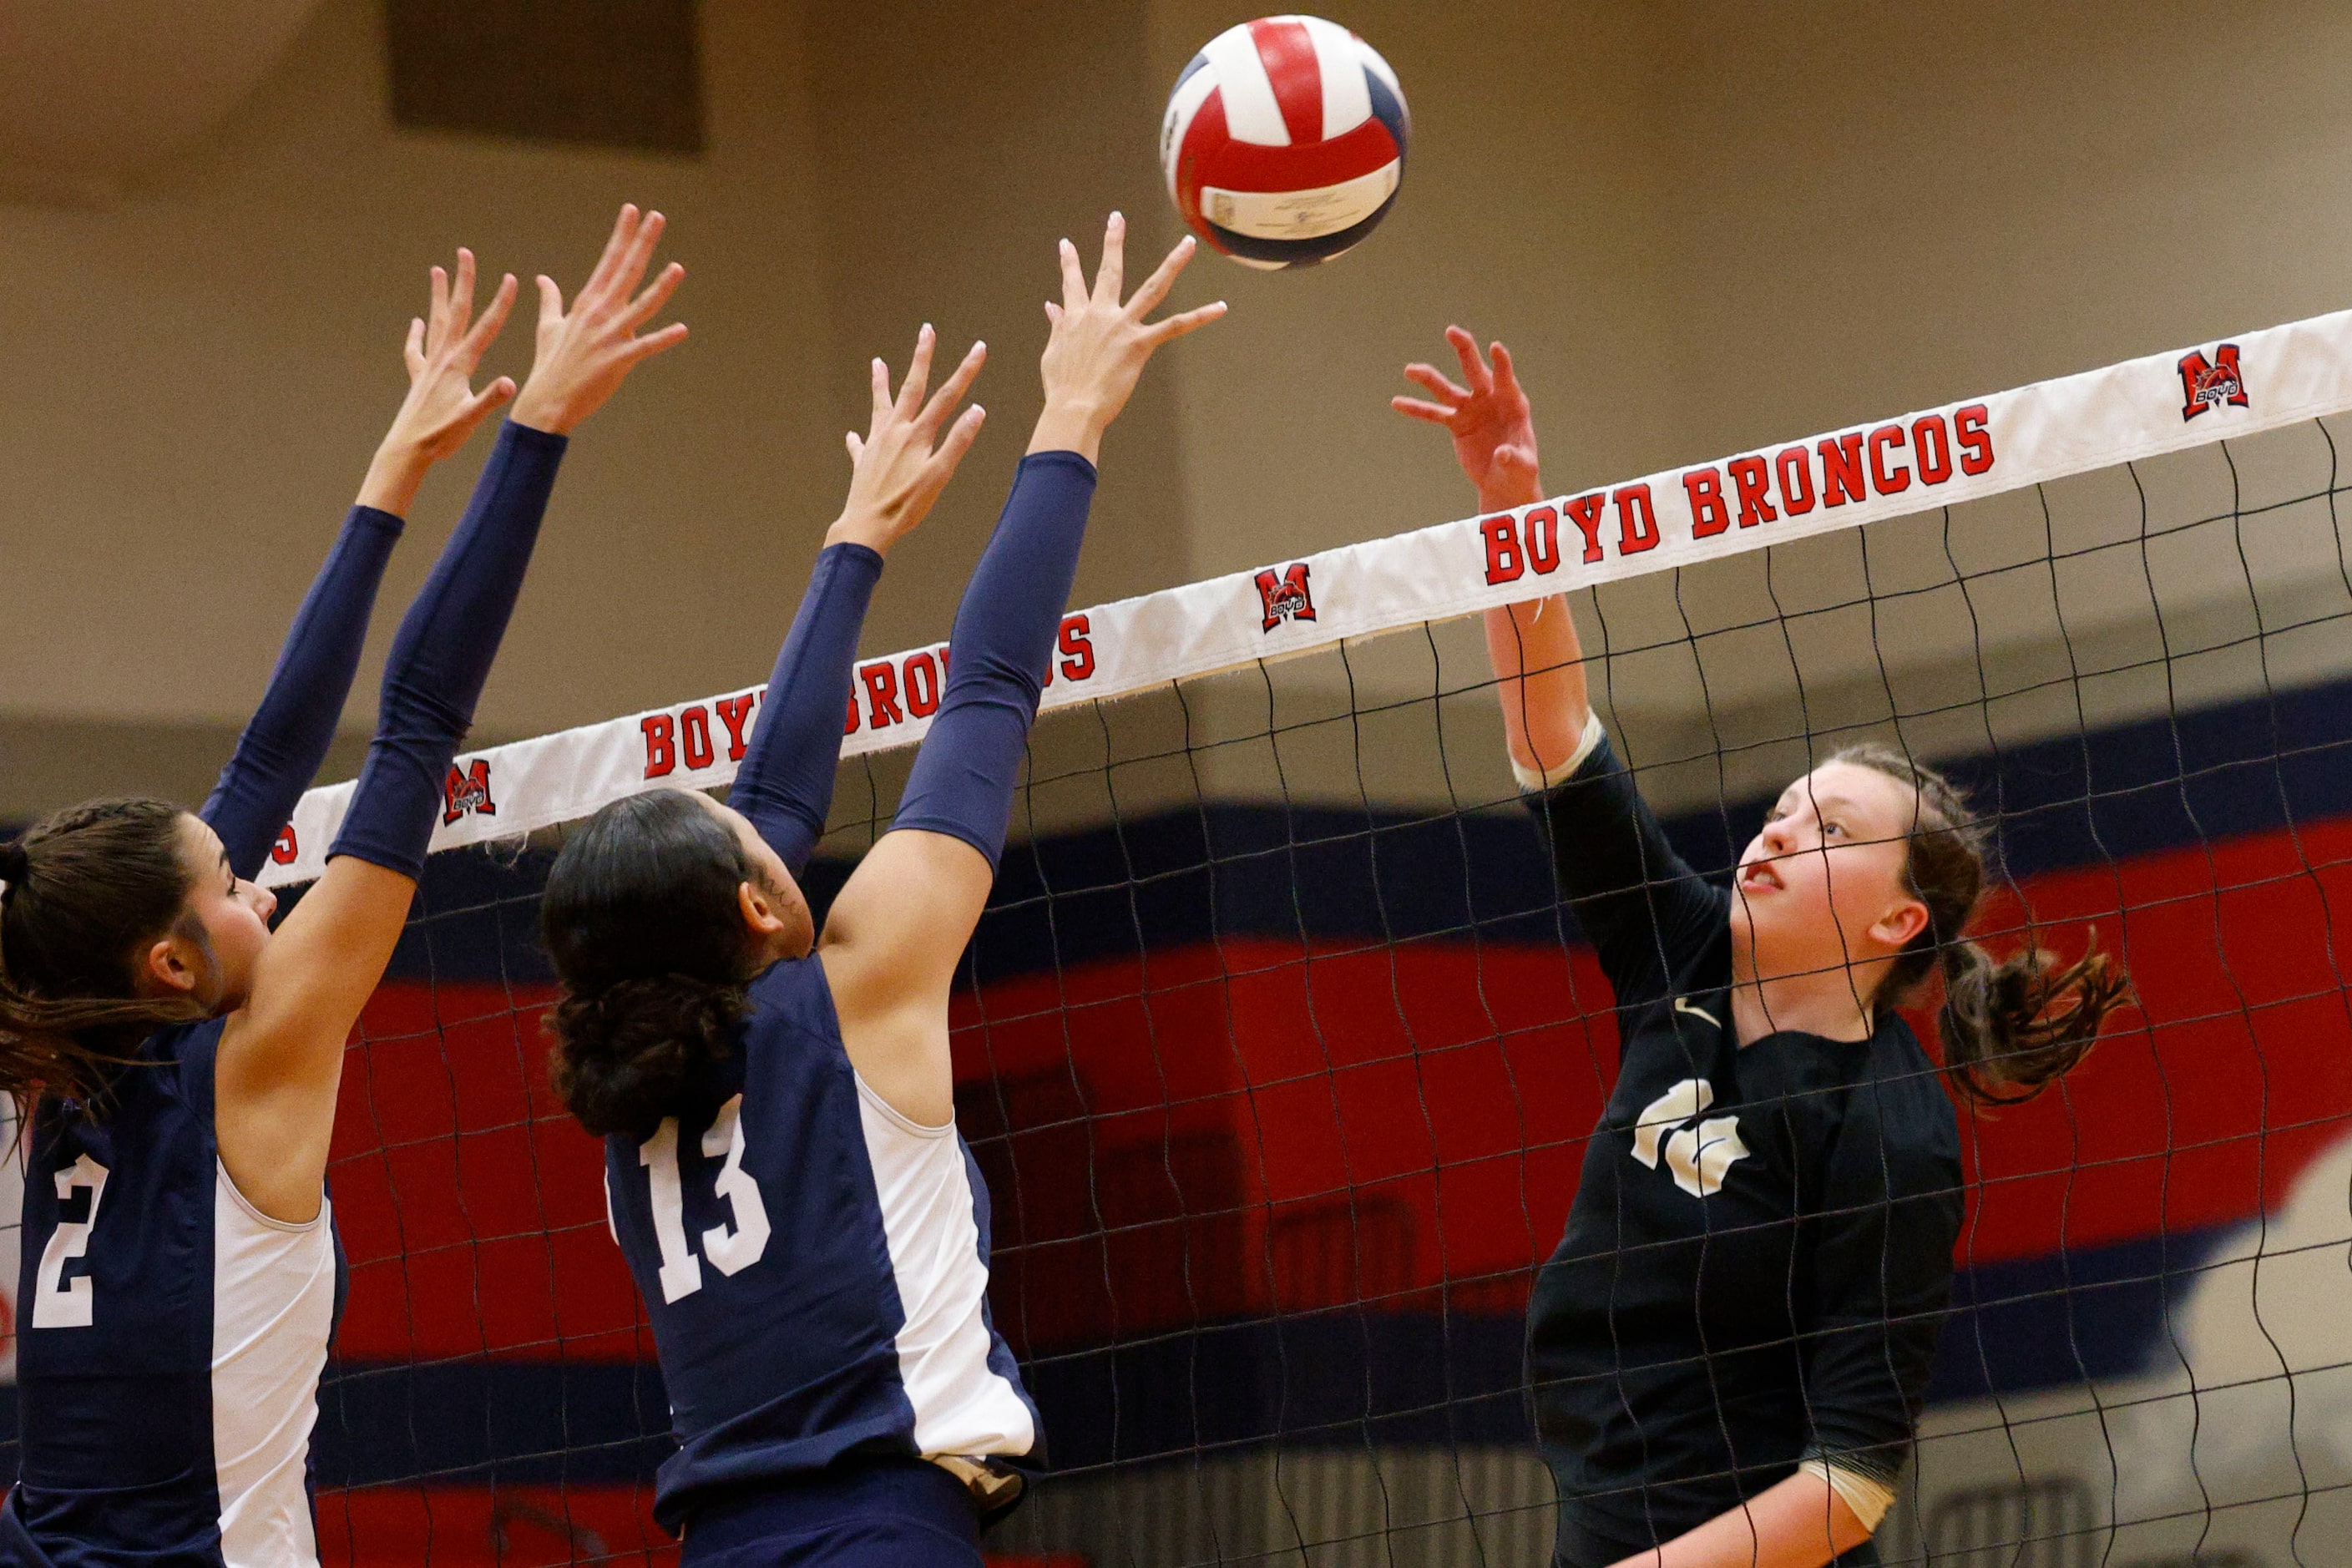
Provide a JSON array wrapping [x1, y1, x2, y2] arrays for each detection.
[[5, 1021, 346, 1567], [604, 954, 1036, 1530], [1525, 732, 1965, 1563]]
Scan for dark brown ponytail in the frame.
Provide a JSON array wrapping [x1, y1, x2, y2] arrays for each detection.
[[1829, 745, 2129, 1106], [0, 797, 210, 1107], [541, 791, 763, 1140]]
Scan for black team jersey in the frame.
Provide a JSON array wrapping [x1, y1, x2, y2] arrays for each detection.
[[1526, 733, 1965, 1565]]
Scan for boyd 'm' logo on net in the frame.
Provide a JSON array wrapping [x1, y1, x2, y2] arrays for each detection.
[[1631, 1077, 1750, 1199], [1254, 563, 1318, 632], [442, 759, 496, 825], [2177, 343, 2248, 422]]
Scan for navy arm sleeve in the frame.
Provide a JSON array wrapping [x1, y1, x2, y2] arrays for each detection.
[[890, 452, 1097, 867], [327, 422, 568, 878], [1530, 731, 1729, 1010], [729, 541, 884, 877], [201, 506, 404, 878], [1797, 1078, 1965, 1491]]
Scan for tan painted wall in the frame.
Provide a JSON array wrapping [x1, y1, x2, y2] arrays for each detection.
[[1147, 0, 2352, 812], [7, 1, 2352, 822]]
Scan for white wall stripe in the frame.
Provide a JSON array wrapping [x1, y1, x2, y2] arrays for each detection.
[[258, 307, 2352, 887]]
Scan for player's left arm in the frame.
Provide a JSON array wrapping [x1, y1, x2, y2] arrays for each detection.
[[216, 205, 686, 1222], [202, 250, 519, 877], [1393, 328, 1593, 782], [821, 215, 1222, 1126], [1601, 1470, 1870, 1568], [729, 326, 986, 873]]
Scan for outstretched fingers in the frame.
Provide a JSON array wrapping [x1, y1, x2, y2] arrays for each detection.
[[582, 212, 664, 320], [579, 204, 642, 308], [458, 272, 519, 363], [575, 205, 668, 319], [1445, 325, 1495, 395], [465, 375, 518, 422], [917, 339, 986, 434], [457, 249, 484, 336], [1094, 212, 1126, 306], [1391, 395, 1459, 426], [1058, 237, 1088, 313], [615, 210, 669, 298], [426, 265, 451, 352], [620, 260, 686, 332], [894, 325, 938, 421], [1145, 299, 1227, 346], [924, 402, 987, 482], [1489, 341, 1524, 397], [619, 320, 690, 367], [1404, 362, 1472, 403], [534, 274, 565, 334], [1123, 235, 1199, 321]]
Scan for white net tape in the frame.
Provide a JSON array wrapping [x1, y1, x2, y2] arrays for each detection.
[[258, 309, 2352, 888]]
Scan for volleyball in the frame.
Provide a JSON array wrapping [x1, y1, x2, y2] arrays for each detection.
[[1160, 15, 1409, 270]]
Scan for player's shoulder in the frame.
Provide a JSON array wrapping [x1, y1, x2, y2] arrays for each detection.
[[1834, 1017, 1963, 1177], [743, 953, 850, 1052], [746, 951, 829, 1004], [92, 1017, 224, 1121]]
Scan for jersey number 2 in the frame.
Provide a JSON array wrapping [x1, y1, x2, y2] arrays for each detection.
[[33, 1153, 110, 1329], [640, 1095, 773, 1303]]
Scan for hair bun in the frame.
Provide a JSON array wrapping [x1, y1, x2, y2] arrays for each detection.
[[0, 839, 28, 892]]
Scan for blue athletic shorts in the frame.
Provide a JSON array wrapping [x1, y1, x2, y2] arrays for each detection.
[[680, 1459, 983, 1568]]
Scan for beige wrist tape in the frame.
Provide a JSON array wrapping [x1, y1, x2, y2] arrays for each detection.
[[1510, 710, 1606, 793], [1798, 1458, 1894, 1532]]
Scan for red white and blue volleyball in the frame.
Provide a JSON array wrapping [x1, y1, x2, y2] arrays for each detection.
[[1161, 16, 1409, 270]]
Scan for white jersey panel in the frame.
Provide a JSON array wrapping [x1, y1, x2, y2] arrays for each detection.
[[853, 1075, 1035, 1460], [211, 1163, 335, 1568]]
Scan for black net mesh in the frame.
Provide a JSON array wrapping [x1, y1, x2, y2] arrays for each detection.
[[10, 417, 2352, 1568]]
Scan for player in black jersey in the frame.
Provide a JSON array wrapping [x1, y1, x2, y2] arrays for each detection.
[[1395, 331, 2127, 1568]]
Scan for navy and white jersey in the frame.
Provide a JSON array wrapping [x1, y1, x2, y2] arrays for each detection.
[[1525, 733, 1965, 1560], [604, 953, 1037, 1530], [3, 1020, 346, 1568]]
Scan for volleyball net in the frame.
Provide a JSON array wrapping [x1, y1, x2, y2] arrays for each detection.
[[235, 309, 2352, 1565]]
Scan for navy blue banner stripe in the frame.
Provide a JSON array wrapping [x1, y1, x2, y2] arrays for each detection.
[[367, 672, 2352, 985]]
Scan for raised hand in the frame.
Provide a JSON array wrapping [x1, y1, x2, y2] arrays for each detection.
[[358, 248, 519, 514], [510, 204, 689, 436], [1393, 326, 1542, 509], [829, 324, 988, 558], [1029, 212, 1226, 463]]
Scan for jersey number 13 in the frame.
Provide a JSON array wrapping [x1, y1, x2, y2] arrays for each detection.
[[639, 1095, 772, 1303]]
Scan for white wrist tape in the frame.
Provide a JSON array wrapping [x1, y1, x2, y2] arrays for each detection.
[[1510, 710, 1607, 793]]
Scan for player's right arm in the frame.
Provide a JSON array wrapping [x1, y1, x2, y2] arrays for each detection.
[[729, 325, 989, 875], [200, 248, 519, 880], [1394, 326, 1593, 783], [1397, 331, 1717, 995], [216, 205, 688, 1224], [821, 215, 1223, 1127]]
